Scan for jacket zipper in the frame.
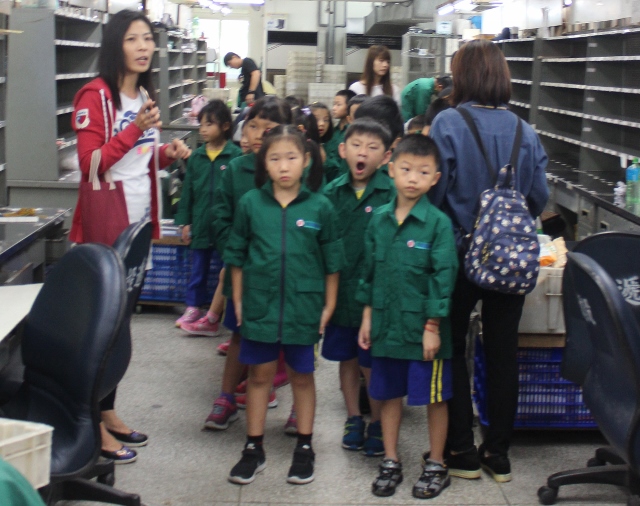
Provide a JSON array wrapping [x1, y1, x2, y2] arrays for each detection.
[[277, 206, 287, 341]]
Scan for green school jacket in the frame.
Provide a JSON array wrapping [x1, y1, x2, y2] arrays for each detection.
[[322, 124, 347, 183], [212, 151, 257, 298], [174, 141, 242, 249], [223, 181, 345, 345], [323, 169, 396, 328], [401, 77, 436, 122], [356, 196, 458, 361]]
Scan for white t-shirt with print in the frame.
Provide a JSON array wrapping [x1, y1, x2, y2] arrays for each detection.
[[109, 91, 158, 224]]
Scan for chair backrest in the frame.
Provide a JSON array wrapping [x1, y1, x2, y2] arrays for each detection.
[[563, 232, 640, 384], [98, 220, 153, 399], [19, 243, 127, 478], [562, 252, 640, 470]]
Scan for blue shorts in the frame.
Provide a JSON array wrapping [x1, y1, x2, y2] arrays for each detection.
[[239, 339, 316, 374], [223, 298, 240, 334], [321, 324, 372, 368], [369, 357, 452, 406]]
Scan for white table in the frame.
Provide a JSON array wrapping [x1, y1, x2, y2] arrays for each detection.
[[0, 284, 42, 343]]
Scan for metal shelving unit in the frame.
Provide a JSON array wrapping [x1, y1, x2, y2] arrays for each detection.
[[0, 13, 6, 206], [400, 33, 459, 90]]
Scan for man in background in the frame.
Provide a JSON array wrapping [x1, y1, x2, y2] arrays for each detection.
[[223, 52, 265, 106]]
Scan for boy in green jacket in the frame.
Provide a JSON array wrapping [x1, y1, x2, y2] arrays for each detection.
[[174, 100, 242, 330], [357, 135, 458, 499], [322, 118, 394, 457]]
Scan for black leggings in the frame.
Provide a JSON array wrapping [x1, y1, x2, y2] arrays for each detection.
[[446, 265, 525, 457], [100, 387, 117, 412]]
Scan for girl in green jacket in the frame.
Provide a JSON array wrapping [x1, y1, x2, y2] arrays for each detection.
[[225, 125, 344, 486]]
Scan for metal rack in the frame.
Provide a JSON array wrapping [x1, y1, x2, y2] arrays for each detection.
[[499, 29, 640, 239], [153, 30, 207, 123], [0, 14, 7, 206], [400, 33, 459, 89]]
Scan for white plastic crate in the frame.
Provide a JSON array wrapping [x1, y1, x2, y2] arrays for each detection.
[[518, 267, 565, 334], [0, 418, 53, 489]]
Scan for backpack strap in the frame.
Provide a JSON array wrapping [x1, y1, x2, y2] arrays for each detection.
[[509, 117, 523, 170], [457, 107, 497, 182]]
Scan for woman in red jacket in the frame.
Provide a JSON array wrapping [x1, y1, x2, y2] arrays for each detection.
[[69, 10, 191, 464]]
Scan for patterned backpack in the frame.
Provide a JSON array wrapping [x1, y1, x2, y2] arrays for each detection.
[[458, 108, 540, 295]]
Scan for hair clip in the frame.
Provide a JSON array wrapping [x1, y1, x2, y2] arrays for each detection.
[[264, 128, 271, 135], [301, 107, 311, 116]]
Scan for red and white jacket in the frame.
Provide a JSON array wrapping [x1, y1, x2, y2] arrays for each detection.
[[69, 77, 174, 243]]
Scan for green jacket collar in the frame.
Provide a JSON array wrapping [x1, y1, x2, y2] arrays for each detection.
[[333, 166, 391, 192], [192, 141, 237, 161], [260, 179, 312, 203], [386, 195, 432, 224]]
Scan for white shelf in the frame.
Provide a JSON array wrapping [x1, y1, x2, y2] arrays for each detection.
[[541, 56, 640, 62], [197, 65, 206, 69], [55, 72, 98, 80], [55, 39, 100, 48], [544, 26, 640, 40], [168, 66, 182, 71], [0, 121, 6, 129], [56, 104, 74, 115], [538, 105, 640, 129], [511, 79, 532, 85], [169, 95, 195, 108], [168, 49, 181, 53], [197, 51, 207, 54], [505, 57, 533, 62], [57, 137, 78, 150], [540, 82, 640, 94], [536, 128, 638, 161], [168, 83, 183, 90], [510, 100, 531, 109], [196, 78, 207, 84], [54, 9, 101, 23], [0, 77, 6, 84], [182, 65, 192, 69]]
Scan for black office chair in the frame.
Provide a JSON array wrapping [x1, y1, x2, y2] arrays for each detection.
[[538, 251, 640, 506], [2, 243, 141, 505]]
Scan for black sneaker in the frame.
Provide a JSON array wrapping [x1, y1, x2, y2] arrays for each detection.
[[287, 444, 315, 484], [412, 459, 451, 499], [228, 444, 266, 485], [479, 444, 511, 483], [372, 459, 403, 497], [422, 446, 481, 479]]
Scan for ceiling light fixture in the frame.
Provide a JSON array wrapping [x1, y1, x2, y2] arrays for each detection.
[[437, 3, 455, 15], [220, 5, 232, 15], [563, 0, 572, 5], [454, 0, 477, 11]]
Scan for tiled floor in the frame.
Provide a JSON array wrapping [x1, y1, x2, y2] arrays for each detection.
[[64, 310, 626, 506]]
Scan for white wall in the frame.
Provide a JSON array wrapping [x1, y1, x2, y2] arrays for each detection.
[[481, 0, 562, 34], [568, 0, 634, 24], [264, 0, 318, 31]]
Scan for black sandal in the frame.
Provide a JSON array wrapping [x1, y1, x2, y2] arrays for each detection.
[[412, 459, 450, 499], [372, 459, 403, 497]]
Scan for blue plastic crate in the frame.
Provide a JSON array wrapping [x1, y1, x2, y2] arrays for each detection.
[[473, 336, 596, 429], [140, 244, 222, 303]]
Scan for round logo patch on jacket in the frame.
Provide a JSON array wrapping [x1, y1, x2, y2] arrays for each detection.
[[75, 109, 90, 129]]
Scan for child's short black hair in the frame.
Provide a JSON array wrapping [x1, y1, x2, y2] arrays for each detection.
[[424, 97, 451, 126], [406, 115, 427, 134], [285, 95, 305, 112], [336, 89, 356, 102], [347, 94, 367, 117], [344, 118, 392, 151], [354, 95, 404, 141], [392, 134, 441, 167], [255, 124, 324, 192], [309, 102, 334, 143], [198, 99, 233, 140], [246, 96, 292, 125], [292, 107, 321, 144]]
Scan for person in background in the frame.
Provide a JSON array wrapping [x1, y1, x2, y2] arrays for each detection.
[[355, 95, 405, 151], [332, 89, 356, 138], [175, 100, 242, 335], [69, 9, 191, 463], [322, 118, 394, 458], [205, 97, 293, 431], [405, 96, 453, 137], [224, 52, 265, 107], [347, 95, 367, 124], [225, 125, 344, 486], [400, 76, 452, 122], [429, 39, 549, 483], [358, 134, 458, 499], [349, 46, 401, 104], [406, 115, 428, 136], [310, 102, 334, 146]]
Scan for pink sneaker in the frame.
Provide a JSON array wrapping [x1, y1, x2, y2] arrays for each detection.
[[236, 389, 278, 410], [235, 379, 248, 396], [217, 339, 231, 356], [284, 407, 297, 435], [181, 315, 220, 337], [175, 307, 202, 328], [273, 370, 290, 389], [203, 396, 239, 430]]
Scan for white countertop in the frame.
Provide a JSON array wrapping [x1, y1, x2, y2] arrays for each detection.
[[0, 284, 42, 341]]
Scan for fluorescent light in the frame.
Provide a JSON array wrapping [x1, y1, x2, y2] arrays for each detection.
[[437, 4, 455, 15], [209, 3, 221, 12], [220, 5, 232, 15], [563, 0, 572, 5]]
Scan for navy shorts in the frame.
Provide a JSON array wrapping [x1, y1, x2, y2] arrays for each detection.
[[321, 324, 372, 368], [223, 298, 240, 334], [369, 357, 452, 406], [240, 339, 316, 374]]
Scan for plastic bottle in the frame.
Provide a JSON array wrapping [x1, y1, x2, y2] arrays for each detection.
[[626, 158, 640, 214]]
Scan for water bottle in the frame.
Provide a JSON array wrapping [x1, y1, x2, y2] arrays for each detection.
[[626, 158, 640, 214]]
